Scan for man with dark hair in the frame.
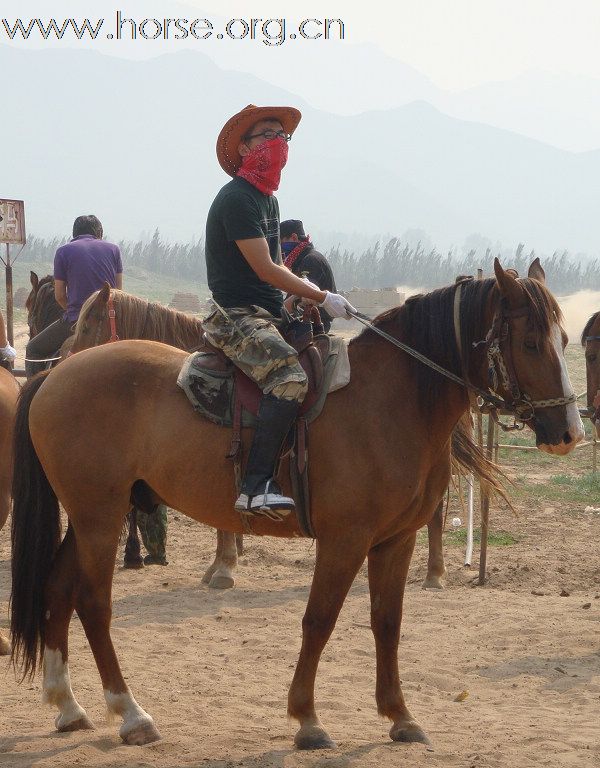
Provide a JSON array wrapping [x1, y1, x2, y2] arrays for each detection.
[[280, 220, 337, 332], [203, 104, 355, 516], [25, 214, 123, 377]]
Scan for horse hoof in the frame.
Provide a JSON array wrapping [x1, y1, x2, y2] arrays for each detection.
[[421, 577, 444, 590], [0, 631, 10, 656], [390, 721, 431, 745], [201, 566, 216, 584], [56, 714, 95, 732], [209, 573, 235, 590], [294, 726, 336, 750], [121, 720, 162, 745], [124, 559, 144, 570]]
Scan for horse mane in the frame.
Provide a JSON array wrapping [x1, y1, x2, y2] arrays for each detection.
[[581, 312, 600, 346], [73, 289, 204, 351], [351, 276, 562, 413]]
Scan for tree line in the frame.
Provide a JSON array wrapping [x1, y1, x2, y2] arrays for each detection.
[[17, 231, 599, 295]]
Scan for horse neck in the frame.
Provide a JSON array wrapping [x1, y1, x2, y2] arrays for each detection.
[[346, 333, 470, 450], [120, 296, 204, 351]]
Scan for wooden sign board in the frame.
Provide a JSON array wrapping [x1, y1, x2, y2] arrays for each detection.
[[0, 199, 26, 244]]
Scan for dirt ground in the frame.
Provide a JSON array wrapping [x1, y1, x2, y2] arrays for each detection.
[[1, 323, 600, 768]]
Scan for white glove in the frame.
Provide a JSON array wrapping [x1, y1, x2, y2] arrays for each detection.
[[319, 291, 356, 320], [0, 344, 16, 361]]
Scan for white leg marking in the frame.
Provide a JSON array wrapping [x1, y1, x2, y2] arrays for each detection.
[[104, 689, 154, 737], [552, 325, 585, 440], [43, 647, 89, 728]]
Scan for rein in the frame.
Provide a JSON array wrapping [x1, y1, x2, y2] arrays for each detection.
[[348, 283, 576, 429]]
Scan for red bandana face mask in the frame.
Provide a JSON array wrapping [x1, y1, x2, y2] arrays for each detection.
[[236, 137, 289, 195]]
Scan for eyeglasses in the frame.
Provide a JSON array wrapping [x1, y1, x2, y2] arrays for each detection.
[[243, 130, 292, 143]]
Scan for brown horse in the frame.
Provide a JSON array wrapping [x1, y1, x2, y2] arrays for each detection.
[[10, 260, 583, 749], [70, 284, 455, 590], [0, 367, 19, 654], [581, 311, 600, 436]]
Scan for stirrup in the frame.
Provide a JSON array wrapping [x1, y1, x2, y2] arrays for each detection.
[[234, 480, 295, 520]]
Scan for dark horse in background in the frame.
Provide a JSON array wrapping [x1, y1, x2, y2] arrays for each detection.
[[581, 311, 600, 437], [10, 260, 583, 750]]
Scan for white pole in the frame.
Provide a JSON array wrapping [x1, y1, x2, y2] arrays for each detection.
[[465, 472, 474, 566]]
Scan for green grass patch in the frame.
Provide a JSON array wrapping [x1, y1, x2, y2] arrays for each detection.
[[511, 472, 600, 503], [445, 528, 519, 547]]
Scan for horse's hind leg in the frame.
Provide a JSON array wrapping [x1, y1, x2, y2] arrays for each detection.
[[73, 508, 161, 745], [288, 537, 368, 749], [123, 509, 144, 569], [0, 630, 10, 655], [422, 500, 447, 589], [368, 531, 430, 745], [201, 529, 237, 589], [42, 524, 94, 731]]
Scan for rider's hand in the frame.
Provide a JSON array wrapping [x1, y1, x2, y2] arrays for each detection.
[[319, 292, 356, 320], [0, 344, 16, 361]]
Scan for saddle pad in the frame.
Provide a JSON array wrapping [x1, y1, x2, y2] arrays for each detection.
[[177, 335, 350, 428]]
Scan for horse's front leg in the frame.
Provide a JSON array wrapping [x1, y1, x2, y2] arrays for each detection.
[[422, 500, 446, 589], [201, 529, 237, 589], [368, 530, 431, 745], [288, 536, 368, 749], [0, 629, 10, 655]]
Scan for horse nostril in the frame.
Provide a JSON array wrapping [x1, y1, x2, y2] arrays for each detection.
[[563, 431, 573, 445]]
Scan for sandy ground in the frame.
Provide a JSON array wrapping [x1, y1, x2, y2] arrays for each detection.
[[1, 481, 599, 768], [1, 322, 600, 767]]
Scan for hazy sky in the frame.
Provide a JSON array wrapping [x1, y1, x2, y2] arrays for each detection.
[[5, 0, 600, 90]]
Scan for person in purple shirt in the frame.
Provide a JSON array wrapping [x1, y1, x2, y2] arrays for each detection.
[[25, 214, 123, 377]]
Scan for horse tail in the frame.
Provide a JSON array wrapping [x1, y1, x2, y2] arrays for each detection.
[[10, 373, 61, 678], [450, 417, 514, 511]]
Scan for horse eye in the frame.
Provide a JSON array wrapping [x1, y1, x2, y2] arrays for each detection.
[[587, 353, 597, 363], [523, 339, 538, 351]]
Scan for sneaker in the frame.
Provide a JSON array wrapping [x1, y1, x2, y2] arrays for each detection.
[[234, 480, 295, 518]]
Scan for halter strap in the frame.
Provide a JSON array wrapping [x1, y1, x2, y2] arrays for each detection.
[[107, 294, 119, 343]]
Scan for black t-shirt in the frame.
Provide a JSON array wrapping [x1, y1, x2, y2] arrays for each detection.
[[205, 177, 283, 317], [291, 246, 337, 332]]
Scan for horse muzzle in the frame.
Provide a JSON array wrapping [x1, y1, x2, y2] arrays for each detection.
[[536, 419, 584, 455]]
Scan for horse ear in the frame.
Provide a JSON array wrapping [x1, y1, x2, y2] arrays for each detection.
[[527, 257, 545, 283], [96, 282, 111, 305], [494, 258, 522, 304], [30, 271, 39, 290]]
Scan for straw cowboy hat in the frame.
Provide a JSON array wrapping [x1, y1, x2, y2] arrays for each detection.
[[216, 104, 302, 176]]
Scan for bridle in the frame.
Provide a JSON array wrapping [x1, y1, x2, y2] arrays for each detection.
[[93, 294, 120, 346], [349, 281, 576, 431]]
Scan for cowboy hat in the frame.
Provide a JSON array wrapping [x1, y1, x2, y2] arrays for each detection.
[[216, 104, 302, 176]]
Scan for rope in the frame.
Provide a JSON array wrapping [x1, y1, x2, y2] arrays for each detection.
[[24, 355, 62, 363]]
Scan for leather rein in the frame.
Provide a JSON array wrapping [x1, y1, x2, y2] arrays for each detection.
[[348, 282, 576, 431]]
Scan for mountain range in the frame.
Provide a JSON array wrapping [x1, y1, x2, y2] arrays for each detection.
[[1, 44, 598, 255]]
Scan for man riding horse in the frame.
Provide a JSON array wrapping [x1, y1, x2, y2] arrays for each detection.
[[203, 104, 355, 515], [25, 215, 122, 377]]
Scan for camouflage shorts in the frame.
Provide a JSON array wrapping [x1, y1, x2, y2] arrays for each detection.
[[202, 305, 308, 402]]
